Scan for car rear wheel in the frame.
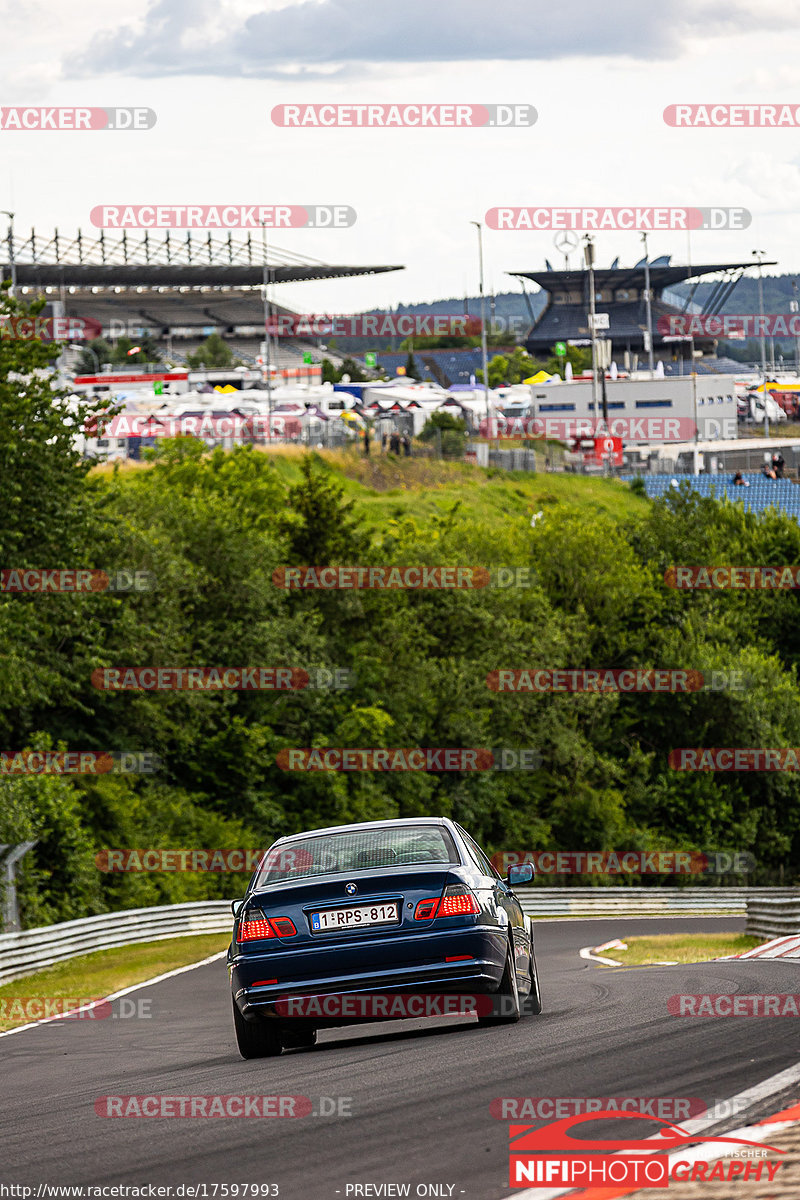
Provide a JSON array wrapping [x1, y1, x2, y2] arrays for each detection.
[[523, 940, 543, 1016], [478, 939, 520, 1025], [233, 999, 283, 1059]]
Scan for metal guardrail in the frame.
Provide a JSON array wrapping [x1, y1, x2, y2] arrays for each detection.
[[0, 901, 232, 985], [745, 897, 800, 938], [2, 890, 799, 986], [518, 887, 768, 918]]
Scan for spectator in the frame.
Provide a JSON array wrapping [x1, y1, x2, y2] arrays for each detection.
[[762, 462, 777, 479], [732, 471, 747, 486], [363, 427, 371, 457], [389, 430, 401, 454], [773, 452, 786, 479], [402, 432, 411, 457]]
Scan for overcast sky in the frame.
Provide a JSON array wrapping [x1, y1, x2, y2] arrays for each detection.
[[2, 0, 799, 313]]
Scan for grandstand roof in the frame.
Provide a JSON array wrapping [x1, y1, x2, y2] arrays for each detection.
[[511, 262, 775, 291], [5, 228, 402, 290]]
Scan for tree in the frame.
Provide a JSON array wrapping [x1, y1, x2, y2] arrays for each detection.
[[545, 344, 592, 378], [418, 411, 467, 456], [0, 284, 115, 564], [277, 454, 369, 564], [110, 335, 161, 365], [339, 357, 366, 383], [478, 346, 541, 387], [321, 357, 338, 384], [319, 357, 366, 384], [186, 333, 234, 369], [75, 338, 113, 375]]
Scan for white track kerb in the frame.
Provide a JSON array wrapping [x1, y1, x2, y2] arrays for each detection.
[[505, 1060, 800, 1200]]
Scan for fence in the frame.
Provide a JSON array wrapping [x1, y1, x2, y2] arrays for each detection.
[[745, 896, 800, 939], [0, 900, 231, 985], [519, 887, 766, 919], [2, 890, 799, 986]]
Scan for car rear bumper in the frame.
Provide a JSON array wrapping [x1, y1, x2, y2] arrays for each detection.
[[230, 925, 508, 1024]]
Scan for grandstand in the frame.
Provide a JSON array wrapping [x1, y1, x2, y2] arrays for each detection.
[[5, 227, 403, 367], [512, 258, 775, 370], [375, 348, 489, 386], [626, 473, 800, 519]]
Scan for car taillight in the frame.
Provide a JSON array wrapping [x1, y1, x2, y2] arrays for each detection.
[[438, 889, 480, 916], [238, 916, 297, 942], [270, 917, 297, 937], [414, 886, 480, 920]]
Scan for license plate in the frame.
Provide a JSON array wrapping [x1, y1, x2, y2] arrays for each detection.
[[310, 903, 399, 932]]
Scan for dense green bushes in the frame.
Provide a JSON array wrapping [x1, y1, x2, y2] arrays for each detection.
[[3, 301, 800, 921]]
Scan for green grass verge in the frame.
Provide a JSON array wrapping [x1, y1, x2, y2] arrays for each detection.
[[0, 933, 230, 1031], [92, 446, 649, 531], [603, 932, 762, 966]]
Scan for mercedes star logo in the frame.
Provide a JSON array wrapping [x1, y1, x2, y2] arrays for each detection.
[[554, 230, 580, 253]]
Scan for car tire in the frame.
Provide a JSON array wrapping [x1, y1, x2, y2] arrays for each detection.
[[478, 939, 521, 1025], [523, 941, 543, 1016], [233, 999, 283, 1059], [281, 1027, 318, 1050]]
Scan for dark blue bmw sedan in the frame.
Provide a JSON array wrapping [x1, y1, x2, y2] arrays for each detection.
[[228, 817, 541, 1058]]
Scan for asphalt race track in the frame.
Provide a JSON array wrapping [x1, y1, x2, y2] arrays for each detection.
[[4, 917, 800, 1199]]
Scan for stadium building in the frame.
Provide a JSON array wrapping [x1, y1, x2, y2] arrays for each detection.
[[512, 257, 775, 374], [2, 226, 402, 375]]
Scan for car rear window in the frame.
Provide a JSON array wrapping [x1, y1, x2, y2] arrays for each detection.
[[256, 825, 459, 884]]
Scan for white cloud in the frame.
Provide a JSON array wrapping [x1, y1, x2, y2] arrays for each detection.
[[66, 0, 792, 79]]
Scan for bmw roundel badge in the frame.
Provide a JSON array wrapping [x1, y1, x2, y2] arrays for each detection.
[[345, 882, 358, 895]]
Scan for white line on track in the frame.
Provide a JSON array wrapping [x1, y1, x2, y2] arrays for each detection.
[[0, 950, 227, 1039]]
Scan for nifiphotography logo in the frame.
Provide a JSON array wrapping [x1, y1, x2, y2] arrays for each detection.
[[507, 1110, 785, 1188]]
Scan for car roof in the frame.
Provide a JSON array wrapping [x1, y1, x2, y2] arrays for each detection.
[[271, 816, 457, 845]]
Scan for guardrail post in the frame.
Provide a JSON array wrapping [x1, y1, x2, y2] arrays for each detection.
[[0, 842, 38, 932]]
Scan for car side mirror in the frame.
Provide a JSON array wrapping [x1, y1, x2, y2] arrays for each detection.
[[231, 899, 244, 918], [508, 863, 534, 886]]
